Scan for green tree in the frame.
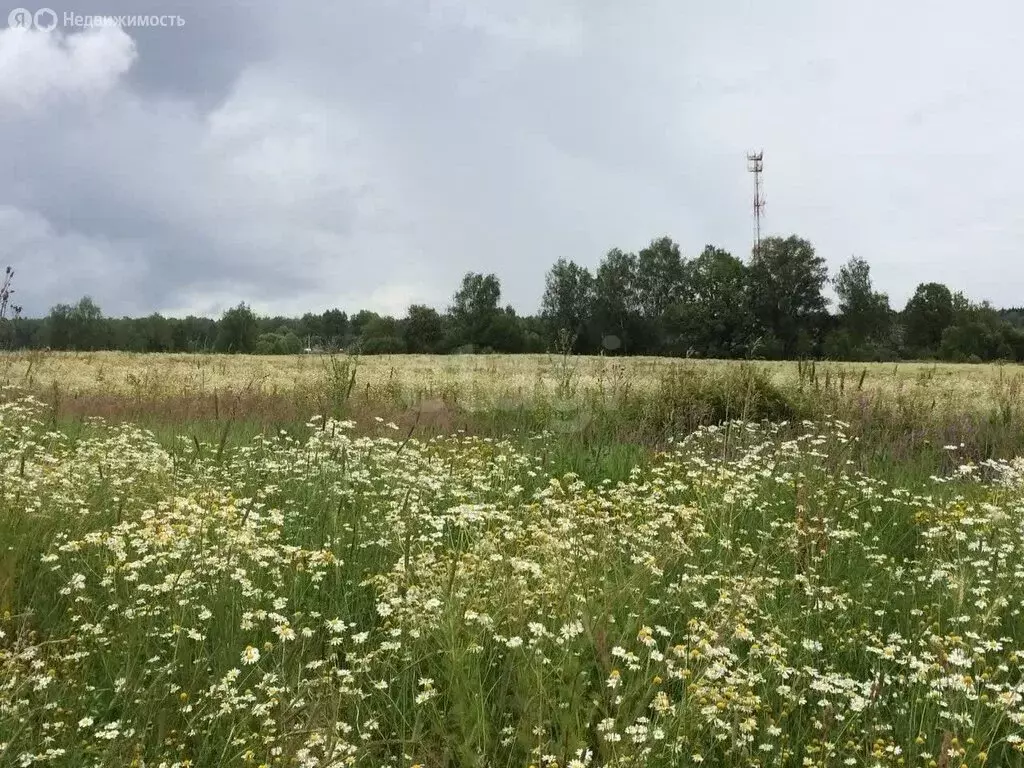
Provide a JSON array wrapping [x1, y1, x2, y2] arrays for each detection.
[[360, 315, 405, 354], [70, 296, 105, 350], [296, 312, 322, 347], [635, 237, 687, 353], [938, 301, 1015, 362], [674, 246, 753, 357], [448, 272, 502, 351], [591, 248, 639, 353], [481, 306, 525, 353], [320, 309, 348, 350], [348, 310, 379, 348], [748, 235, 828, 357], [539, 259, 595, 351], [253, 330, 302, 355], [172, 316, 218, 352], [902, 282, 956, 355], [255, 333, 280, 354], [278, 331, 303, 354], [635, 237, 686, 319], [42, 303, 74, 349], [832, 256, 893, 357], [403, 304, 445, 353], [518, 314, 548, 353], [215, 303, 258, 353], [138, 313, 173, 352], [43, 296, 106, 350]]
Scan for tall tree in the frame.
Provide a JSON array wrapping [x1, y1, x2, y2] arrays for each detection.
[[173, 316, 217, 351], [42, 303, 74, 349], [902, 282, 958, 354], [591, 248, 639, 353], [748, 235, 828, 357], [540, 258, 595, 351], [674, 245, 753, 357], [448, 272, 502, 350], [833, 256, 893, 345], [634, 237, 687, 353], [359, 315, 405, 354], [45, 296, 106, 351], [403, 304, 445, 353], [296, 312, 323, 347], [634, 237, 686, 319], [348, 310, 379, 346], [77, 297, 104, 349], [215, 303, 258, 353], [483, 306, 526, 353], [320, 309, 348, 350], [137, 313, 174, 352]]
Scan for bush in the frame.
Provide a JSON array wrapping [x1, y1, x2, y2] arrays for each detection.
[[359, 335, 406, 354], [615, 364, 798, 441]]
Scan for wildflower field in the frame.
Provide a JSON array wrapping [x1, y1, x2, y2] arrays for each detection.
[[4, 353, 1024, 766]]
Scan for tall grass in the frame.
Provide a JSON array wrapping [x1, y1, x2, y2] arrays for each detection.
[[7, 351, 1023, 482]]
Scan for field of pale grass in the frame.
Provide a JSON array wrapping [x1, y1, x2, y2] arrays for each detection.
[[2, 351, 1021, 413]]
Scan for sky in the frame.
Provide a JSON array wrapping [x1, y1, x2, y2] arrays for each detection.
[[1, 0, 1022, 319]]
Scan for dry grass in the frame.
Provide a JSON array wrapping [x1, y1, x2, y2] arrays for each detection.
[[3, 351, 1024, 466], [2, 350, 1021, 412]]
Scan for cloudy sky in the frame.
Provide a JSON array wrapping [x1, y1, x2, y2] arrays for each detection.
[[1, 0, 1022, 318]]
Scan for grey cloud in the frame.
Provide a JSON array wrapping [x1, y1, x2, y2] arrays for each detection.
[[59, 0, 267, 104], [1, 0, 1023, 320]]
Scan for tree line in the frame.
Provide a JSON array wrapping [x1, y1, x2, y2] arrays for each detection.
[[5, 234, 1024, 361]]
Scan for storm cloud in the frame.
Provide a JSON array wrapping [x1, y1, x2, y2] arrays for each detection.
[[2, 0, 1022, 318]]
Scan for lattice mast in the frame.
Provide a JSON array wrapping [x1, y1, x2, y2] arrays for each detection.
[[746, 151, 765, 256]]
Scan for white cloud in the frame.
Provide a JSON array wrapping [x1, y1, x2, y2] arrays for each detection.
[[0, 26, 136, 111]]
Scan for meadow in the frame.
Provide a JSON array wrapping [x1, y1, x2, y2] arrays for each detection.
[[3, 352, 1020, 414], [3, 352, 1024, 767]]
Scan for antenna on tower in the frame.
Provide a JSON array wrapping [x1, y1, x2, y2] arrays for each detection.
[[746, 151, 765, 256]]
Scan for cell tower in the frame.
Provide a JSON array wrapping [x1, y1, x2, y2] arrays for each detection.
[[746, 151, 765, 256]]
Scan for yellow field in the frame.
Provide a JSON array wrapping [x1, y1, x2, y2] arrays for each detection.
[[1, 350, 1021, 412]]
